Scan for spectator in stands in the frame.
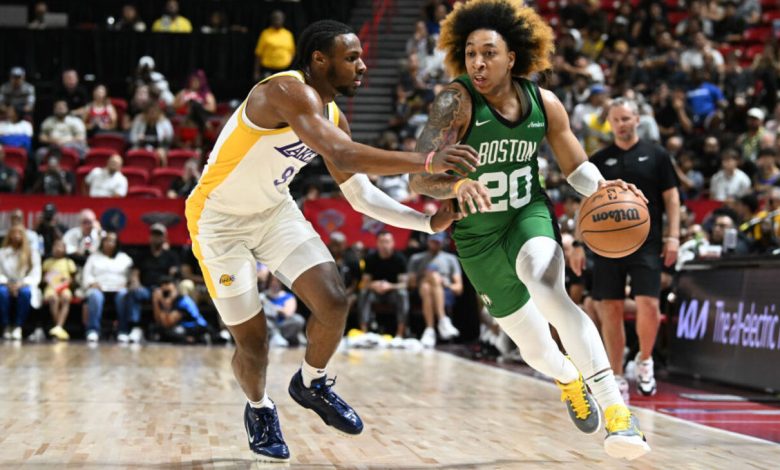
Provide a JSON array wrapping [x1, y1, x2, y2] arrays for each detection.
[[737, 107, 768, 163], [686, 68, 727, 130], [167, 158, 200, 198], [42, 239, 76, 341], [406, 20, 429, 59], [110, 4, 146, 32], [131, 56, 174, 106], [710, 149, 752, 201], [722, 51, 751, 103], [424, 1, 448, 36], [174, 70, 216, 146], [699, 135, 723, 178], [152, 0, 192, 33], [0, 224, 41, 340], [253, 10, 295, 80], [32, 153, 73, 195], [27, 1, 49, 29], [0, 106, 33, 153], [751, 46, 779, 113], [37, 100, 88, 162], [201, 11, 246, 34], [151, 276, 208, 343], [407, 232, 462, 348], [262, 275, 306, 347], [130, 103, 173, 165], [55, 69, 89, 112], [0, 146, 19, 193], [126, 223, 180, 341], [77, 84, 118, 136], [35, 203, 66, 258], [85, 154, 128, 197], [327, 232, 361, 312], [709, 213, 751, 255], [419, 36, 449, 88], [358, 231, 409, 341], [82, 232, 133, 343], [0, 67, 35, 116], [62, 208, 101, 265], [754, 148, 780, 195], [737, 0, 762, 25], [571, 84, 608, 144], [8, 209, 42, 255], [676, 1, 715, 39], [715, 1, 746, 43], [674, 151, 705, 200]]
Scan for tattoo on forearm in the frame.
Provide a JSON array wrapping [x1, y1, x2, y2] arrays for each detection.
[[412, 87, 466, 199]]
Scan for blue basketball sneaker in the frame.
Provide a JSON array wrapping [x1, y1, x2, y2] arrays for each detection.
[[288, 370, 364, 435], [243, 402, 290, 462]]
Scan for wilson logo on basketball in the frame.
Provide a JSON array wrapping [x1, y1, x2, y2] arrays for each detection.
[[219, 274, 235, 286], [592, 208, 641, 224]]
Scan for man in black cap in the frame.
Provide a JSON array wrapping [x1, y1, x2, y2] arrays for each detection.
[[35, 203, 67, 258], [125, 222, 181, 343]]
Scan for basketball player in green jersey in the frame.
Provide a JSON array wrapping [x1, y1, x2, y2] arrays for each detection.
[[410, 0, 650, 460]]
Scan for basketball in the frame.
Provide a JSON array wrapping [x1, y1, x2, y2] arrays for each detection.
[[577, 186, 650, 258]]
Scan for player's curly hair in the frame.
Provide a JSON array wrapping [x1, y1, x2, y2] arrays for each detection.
[[438, 0, 555, 78]]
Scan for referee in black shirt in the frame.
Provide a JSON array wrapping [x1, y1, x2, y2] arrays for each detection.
[[573, 98, 680, 402]]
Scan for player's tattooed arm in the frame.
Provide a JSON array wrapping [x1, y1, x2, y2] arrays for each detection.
[[409, 84, 471, 199]]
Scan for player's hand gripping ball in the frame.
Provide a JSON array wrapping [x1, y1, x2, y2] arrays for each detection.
[[577, 186, 650, 258]]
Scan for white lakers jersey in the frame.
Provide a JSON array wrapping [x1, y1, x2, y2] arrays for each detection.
[[187, 70, 339, 216]]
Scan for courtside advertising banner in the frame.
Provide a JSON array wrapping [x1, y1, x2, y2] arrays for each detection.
[[671, 266, 780, 391]]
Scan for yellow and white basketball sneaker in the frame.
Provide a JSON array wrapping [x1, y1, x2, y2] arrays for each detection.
[[604, 404, 651, 460]]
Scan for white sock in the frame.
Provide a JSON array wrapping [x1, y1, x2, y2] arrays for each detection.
[[586, 369, 624, 410], [301, 360, 326, 387], [495, 301, 579, 384], [248, 393, 274, 409]]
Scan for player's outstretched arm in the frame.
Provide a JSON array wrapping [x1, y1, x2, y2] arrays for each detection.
[[409, 83, 491, 214], [322, 111, 461, 234], [249, 78, 478, 177], [541, 88, 646, 202]]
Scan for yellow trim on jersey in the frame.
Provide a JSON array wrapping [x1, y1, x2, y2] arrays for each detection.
[[330, 101, 340, 127], [186, 117, 266, 298]]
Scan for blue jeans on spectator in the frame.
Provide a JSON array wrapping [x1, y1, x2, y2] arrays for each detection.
[[124, 286, 151, 333], [0, 285, 32, 327], [85, 288, 129, 333]]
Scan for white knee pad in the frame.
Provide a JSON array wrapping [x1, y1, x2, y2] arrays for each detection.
[[515, 237, 564, 289], [212, 287, 262, 326]]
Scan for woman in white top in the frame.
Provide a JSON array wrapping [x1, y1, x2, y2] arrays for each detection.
[[0, 224, 42, 340], [82, 232, 133, 342]]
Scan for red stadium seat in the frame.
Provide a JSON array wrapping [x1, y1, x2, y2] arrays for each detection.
[[2, 146, 27, 169], [745, 44, 765, 61], [665, 0, 683, 9], [84, 148, 115, 168], [718, 45, 740, 59], [122, 167, 149, 186], [167, 149, 199, 169], [668, 11, 688, 26], [743, 27, 773, 44], [600, 0, 618, 12], [75, 165, 98, 195], [763, 11, 780, 24], [88, 133, 127, 154], [58, 147, 81, 171], [127, 185, 163, 198], [761, 0, 778, 9], [124, 149, 159, 173], [109, 97, 128, 125], [215, 102, 233, 116], [149, 167, 183, 194]]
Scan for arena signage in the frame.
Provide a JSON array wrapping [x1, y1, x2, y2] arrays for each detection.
[[670, 267, 780, 391]]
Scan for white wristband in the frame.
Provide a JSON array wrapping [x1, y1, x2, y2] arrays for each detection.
[[566, 161, 604, 197], [339, 174, 434, 234]]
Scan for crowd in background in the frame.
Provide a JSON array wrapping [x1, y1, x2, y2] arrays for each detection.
[[2, 0, 780, 347]]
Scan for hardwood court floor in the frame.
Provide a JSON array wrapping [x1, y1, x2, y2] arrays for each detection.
[[1, 342, 778, 469]]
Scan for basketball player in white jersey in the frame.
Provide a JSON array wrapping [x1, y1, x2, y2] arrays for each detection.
[[185, 20, 480, 462]]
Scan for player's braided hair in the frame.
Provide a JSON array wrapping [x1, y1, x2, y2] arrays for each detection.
[[438, 0, 555, 78], [293, 20, 354, 72]]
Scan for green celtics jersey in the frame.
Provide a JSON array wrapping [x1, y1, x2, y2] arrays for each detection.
[[452, 75, 548, 244]]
